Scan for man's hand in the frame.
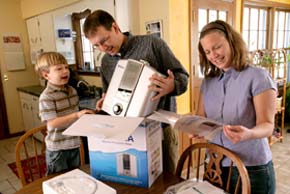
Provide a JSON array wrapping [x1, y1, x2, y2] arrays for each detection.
[[149, 69, 175, 101]]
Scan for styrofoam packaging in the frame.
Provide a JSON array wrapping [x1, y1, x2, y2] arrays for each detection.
[[88, 119, 163, 188], [42, 169, 116, 194]]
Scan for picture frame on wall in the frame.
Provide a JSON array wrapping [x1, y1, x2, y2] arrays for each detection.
[[145, 20, 163, 38]]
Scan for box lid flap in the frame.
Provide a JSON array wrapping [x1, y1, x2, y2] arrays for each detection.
[[63, 114, 144, 140]]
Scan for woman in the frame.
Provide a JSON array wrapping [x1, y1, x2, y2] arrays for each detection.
[[197, 20, 276, 194]]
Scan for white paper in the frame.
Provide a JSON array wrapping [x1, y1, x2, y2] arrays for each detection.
[[2, 33, 26, 71], [164, 179, 226, 194], [148, 110, 223, 141], [63, 114, 144, 140]]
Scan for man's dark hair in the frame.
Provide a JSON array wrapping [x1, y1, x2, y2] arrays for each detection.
[[83, 10, 115, 38]]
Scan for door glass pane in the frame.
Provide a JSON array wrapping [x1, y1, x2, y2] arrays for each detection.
[[219, 11, 227, 21], [243, 8, 249, 31], [209, 10, 217, 22], [198, 9, 207, 32]]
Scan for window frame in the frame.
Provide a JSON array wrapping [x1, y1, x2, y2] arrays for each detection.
[[242, 0, 290, 50], [72, 9, 100, 75]]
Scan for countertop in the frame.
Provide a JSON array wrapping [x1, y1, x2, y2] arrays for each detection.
[[17, 85, 45, 97], [17, 85, 98, 110]]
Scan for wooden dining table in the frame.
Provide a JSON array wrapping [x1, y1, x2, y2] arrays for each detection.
[[14, 165, 182, 194]]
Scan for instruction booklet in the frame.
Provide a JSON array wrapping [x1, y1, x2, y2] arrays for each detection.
[[148, 110, 223, 141]]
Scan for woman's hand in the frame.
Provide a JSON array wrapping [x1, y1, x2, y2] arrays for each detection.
[[223, 125, 253, 144]]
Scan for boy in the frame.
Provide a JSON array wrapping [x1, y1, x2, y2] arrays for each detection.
[[35, 52, 94, 175]]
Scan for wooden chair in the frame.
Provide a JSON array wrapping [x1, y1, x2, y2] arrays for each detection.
[[176, 142, 251, 194], [15, 125, 85, 186]]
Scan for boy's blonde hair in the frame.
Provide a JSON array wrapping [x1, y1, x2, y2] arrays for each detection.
[[35, 52, 68, 77]]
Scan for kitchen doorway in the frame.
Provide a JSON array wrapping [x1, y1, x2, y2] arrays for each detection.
[[0, 69, 9, 139], [190, 0, 235, 113]]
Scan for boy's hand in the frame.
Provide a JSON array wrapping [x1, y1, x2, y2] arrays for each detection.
[[149, 69, 175, 101], [77, 109, 95, 118]]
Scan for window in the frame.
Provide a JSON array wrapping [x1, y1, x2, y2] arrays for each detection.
[[242, 6, 268, 51], [80, 18, 94, 70], [273, 10, 290, 49], [242, 2, 290, 82], [273, 10, 290, 80], [72, 9, 103, 74]]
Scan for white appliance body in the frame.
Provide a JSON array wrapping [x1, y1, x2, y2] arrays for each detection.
[[102, 59, 163, 117]]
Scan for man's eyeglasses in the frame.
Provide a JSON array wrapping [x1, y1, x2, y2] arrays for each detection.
[[94, 36, 110, 48]]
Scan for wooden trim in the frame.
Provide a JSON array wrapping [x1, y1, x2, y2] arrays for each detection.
[[0, 69, 9, 139], [244, 0, 290, 9], [71, 9, 91, 70]]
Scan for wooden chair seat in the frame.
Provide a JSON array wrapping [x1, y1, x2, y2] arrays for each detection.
[[176, 142, 251, 194], [15, 125, 85, 187]]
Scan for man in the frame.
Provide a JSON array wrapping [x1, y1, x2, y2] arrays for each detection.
[[83, 10, 189, 173]]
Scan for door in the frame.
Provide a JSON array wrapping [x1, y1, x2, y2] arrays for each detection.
[[0, 70, 9, 139], [179, 0, 235, 155], [190, 0, 235, 113]]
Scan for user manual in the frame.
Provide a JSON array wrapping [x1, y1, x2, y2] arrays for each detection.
[[164, 179, 226, 194], [148, 110, 223, 141]]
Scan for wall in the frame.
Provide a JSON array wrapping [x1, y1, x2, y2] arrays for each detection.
[[127, 0, 140, 35], [138, 0, 191, 114], [21, 0, 81, 19], [138, 0, 170, 40], [0, 0, 39, 134], [169, 0, 191, 114]]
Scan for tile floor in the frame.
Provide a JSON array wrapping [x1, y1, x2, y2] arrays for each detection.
[[0, 130, 290, 194]]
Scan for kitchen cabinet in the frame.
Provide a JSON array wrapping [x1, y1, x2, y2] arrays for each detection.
[[19, 92, 43, 141], [26, 13, 56, 63]]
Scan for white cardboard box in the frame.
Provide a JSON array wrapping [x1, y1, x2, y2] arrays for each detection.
[[42, 169, 116, 194], [63, 116, 163, 188]]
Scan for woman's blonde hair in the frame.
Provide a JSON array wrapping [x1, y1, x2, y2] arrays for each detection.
[[198, 20, 249, 78], [35, 52, 67, 77]]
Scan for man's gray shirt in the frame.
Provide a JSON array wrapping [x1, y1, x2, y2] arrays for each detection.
[[101, 33, 189, 112]]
